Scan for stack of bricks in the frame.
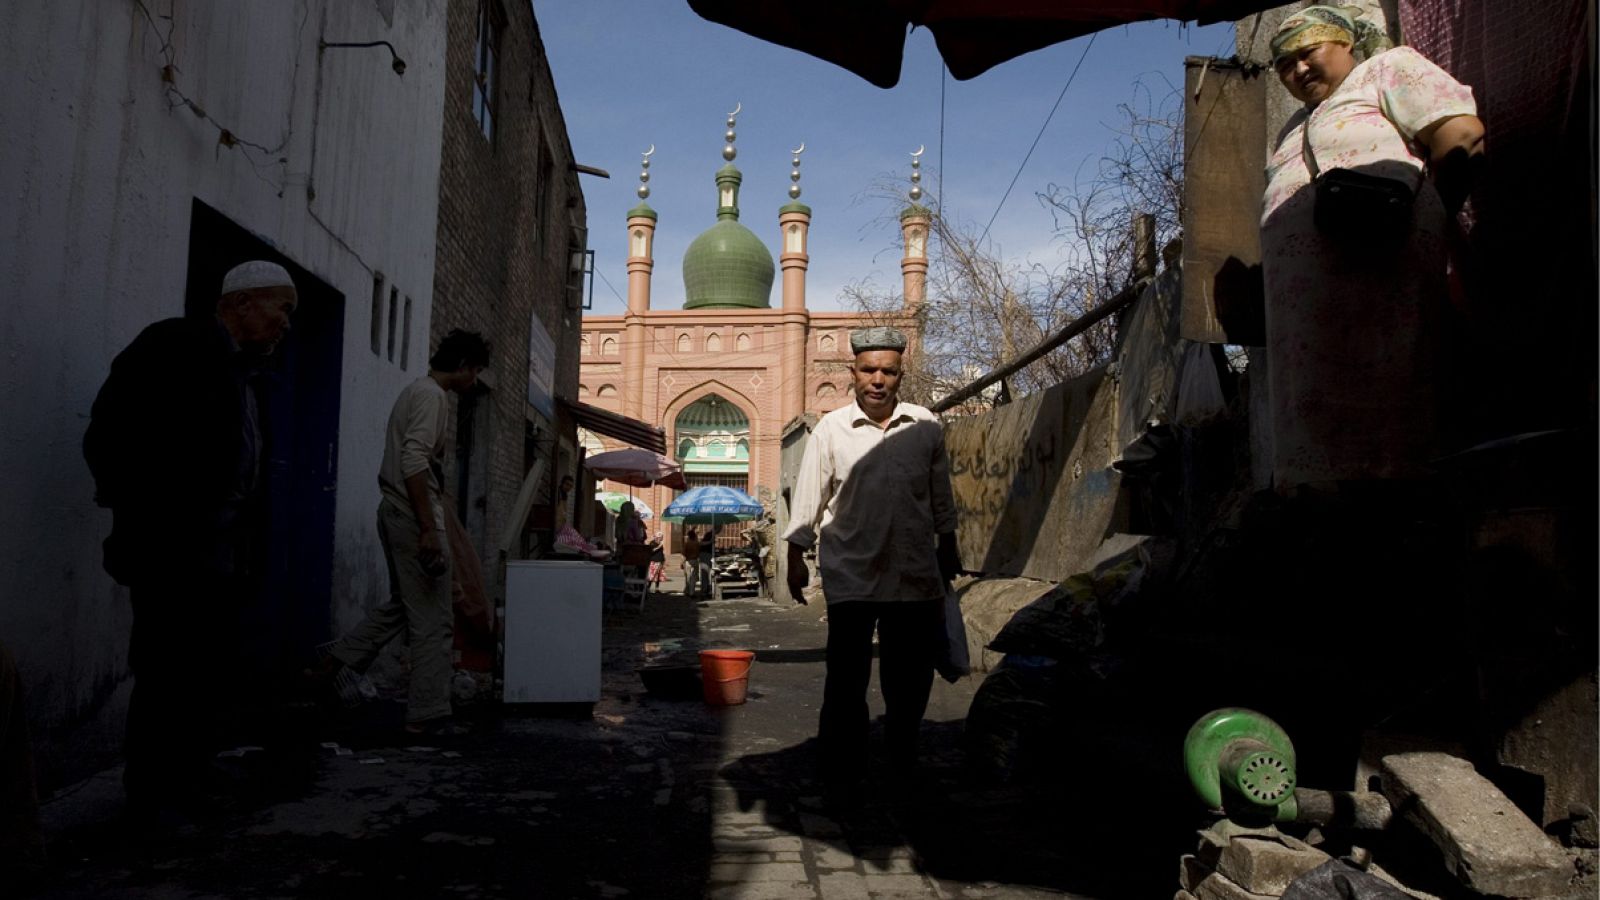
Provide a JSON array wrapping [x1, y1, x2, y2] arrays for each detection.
[[1176, 823, 1332, 900]]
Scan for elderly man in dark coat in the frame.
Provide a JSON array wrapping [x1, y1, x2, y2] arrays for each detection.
[[84, 260, 297, 822]]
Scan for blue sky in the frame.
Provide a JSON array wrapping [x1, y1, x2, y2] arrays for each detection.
[[537, 3, 1235, 315]]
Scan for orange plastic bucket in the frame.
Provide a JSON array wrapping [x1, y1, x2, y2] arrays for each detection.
[[699, 649, 755, 706]]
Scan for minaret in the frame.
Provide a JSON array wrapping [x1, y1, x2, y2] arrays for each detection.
[[779, 143, 811, 427], [624, 146, 657, 420], [899, 147, 932, 359]]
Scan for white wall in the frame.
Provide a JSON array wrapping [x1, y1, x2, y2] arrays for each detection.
[[0, 0, 448, 780]]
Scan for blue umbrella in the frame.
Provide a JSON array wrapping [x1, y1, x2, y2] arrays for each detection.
[[661, 485, 763, 524], [663, 487, 764, 595]]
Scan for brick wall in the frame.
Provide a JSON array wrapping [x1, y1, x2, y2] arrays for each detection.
[[433, 0, 586, 569]]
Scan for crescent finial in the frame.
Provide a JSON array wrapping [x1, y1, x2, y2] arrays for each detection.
[[792, 142, 805, 155], [911, 145, 925, 158], [642, 144, 655, 158], [728, 101, 742, 118]]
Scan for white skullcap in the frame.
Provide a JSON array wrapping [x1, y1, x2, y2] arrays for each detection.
[[221, 260, 296, 295]]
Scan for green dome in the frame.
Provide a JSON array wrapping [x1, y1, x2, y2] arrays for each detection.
[[681, 163, 774, 309], [683, 222, 774, 309]]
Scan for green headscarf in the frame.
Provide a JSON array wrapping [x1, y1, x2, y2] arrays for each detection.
[[1270, 5, 1393, 64]]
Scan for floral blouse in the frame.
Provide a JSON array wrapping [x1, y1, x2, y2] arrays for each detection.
[[1263, 46, 1477, 224]]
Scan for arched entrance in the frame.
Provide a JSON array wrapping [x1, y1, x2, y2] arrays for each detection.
[[674, 393, 752, 550]]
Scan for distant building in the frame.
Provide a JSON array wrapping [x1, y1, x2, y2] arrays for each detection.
[[579, 119, 925, 550]]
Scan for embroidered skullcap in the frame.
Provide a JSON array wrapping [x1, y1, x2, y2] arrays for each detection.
[[849, 326, 907, 354], [1271, 5, 1392, 63], [221, 260, 295, 296]]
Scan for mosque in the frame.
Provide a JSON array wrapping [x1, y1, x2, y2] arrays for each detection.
[[578, 108, 930, 550]]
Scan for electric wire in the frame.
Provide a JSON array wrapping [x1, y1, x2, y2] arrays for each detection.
[[977, 32, 1098, 248]]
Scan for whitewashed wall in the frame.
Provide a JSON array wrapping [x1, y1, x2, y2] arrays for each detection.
[[0, 0, 448, 781]]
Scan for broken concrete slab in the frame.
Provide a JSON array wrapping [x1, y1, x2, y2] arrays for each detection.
[[952, 576, 1063, 674], [945, 365, 1125, 583], [1216, 834, 1332, 895], [1192, 871, 1276, 900], [1380, 752, 1574, 897]]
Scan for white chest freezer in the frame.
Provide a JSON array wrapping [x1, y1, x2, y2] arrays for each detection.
[[503, 559, 603, 703]]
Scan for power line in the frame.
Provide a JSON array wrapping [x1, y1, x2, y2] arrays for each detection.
[[977, 33, 1098, 248], [595, 266, 627, 306]]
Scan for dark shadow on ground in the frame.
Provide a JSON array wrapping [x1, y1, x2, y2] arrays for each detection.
[[718, 715, 1199, 899]]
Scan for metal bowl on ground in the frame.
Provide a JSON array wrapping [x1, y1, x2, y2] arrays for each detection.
[[636, 663, 703, 700]]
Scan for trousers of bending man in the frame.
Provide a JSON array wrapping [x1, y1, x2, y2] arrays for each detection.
[[314, 330, 489, 736], [783, 327, 960, 790]]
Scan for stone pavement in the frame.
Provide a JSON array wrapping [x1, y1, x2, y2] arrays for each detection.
[[31, 572, 1160, 898]]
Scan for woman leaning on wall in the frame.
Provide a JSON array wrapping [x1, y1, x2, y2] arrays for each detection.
[[1259, 5, 1485, 490]]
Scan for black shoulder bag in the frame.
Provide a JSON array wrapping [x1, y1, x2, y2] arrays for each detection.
[[1303, 121, 1416, 241]]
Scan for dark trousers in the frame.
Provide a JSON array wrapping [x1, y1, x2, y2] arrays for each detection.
[[124, 575, 241, 811], [818, 598, 941, 782]]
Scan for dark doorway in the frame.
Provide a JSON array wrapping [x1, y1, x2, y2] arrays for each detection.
[[184, 200, 344, 681]]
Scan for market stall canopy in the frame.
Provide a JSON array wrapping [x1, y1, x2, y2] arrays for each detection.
[[563, 399, 667, 455], [585, 447, 689, 491], [686, 0, 1281, 87]]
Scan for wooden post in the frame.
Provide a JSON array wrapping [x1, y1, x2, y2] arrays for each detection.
[[1132, 212, 1157, 283]]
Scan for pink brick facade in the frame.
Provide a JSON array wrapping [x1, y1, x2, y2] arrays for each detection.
[[579, 308, 879, 551]]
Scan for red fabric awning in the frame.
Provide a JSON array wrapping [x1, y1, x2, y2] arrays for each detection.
[[564, 400, 667, 455], [687, 0, 1283, 87]]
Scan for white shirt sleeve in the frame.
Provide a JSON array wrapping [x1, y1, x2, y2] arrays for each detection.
[[782, 422, 833, 549], [399, 387, 445, 480]]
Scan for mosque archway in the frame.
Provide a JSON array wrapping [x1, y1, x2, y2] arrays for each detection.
[[672, 392, 753, 550]]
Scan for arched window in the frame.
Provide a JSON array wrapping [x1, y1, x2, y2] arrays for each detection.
[[816, 382, 837, 398], [706, 439, 726, 457], [596, 384, 618, 399], [736, 439, 749, 460], [677, 333, 690, 353], [819, 333, 836, 353], [578, 383, 590, 396], [580, 335, 590, 355], [677, 438, 695, 459], [705, 333, 722, 353], [736, 333, 751, 351], [601, 336, 617, 356]]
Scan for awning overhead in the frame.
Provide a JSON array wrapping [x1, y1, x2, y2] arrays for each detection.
[[564, 400, 667, 455], [687, 0, 1283, 88]]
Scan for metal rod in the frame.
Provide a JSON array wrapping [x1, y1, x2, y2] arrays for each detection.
[[1292, 788, 1394, 831], [929, 277, 1150, 413]]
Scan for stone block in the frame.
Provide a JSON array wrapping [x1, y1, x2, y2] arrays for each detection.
[[1179, 854, 1211, 892], [1216, 835, 1331, 895], [1380, 752, 1574, 897], [1191, 872, 1275, 900], [813, 872, 869, 900]]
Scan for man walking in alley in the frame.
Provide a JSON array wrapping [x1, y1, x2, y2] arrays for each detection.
[[310, 330, 489, 737], [84, 260, 298, 824], [681, 528, 705, 598], [783, 326, 960, 799]]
